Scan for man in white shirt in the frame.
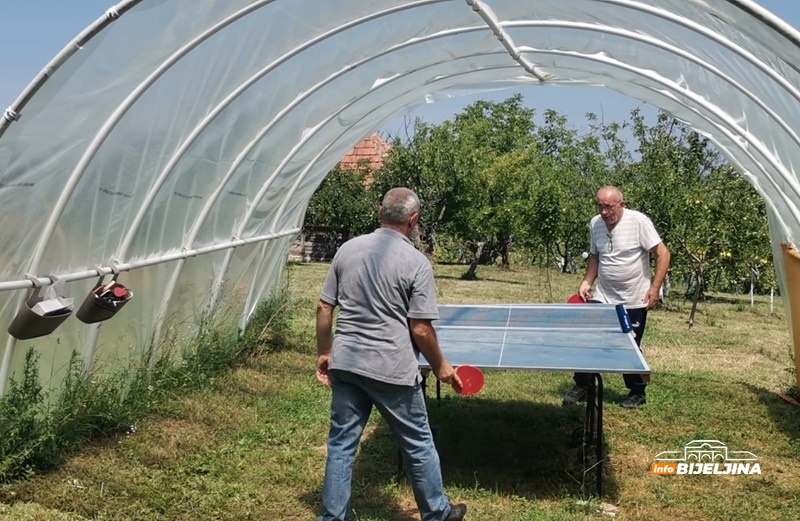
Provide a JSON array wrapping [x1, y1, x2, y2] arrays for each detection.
[[562, 186, 670, 409]]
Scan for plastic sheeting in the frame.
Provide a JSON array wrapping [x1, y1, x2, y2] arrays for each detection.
[[1, 0, 800, 393]]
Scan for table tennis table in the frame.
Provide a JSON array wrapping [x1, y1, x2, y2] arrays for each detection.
[[420, 302, 650, 496]]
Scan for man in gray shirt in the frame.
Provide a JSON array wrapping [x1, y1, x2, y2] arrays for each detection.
[[316, 187, 467, 521]]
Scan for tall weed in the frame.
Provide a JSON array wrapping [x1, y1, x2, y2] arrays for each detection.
[[0, 288, 296, 482]]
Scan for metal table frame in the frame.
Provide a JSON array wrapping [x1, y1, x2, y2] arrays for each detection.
[[396, 303, 648, 497], [419, 370, 605, 495]]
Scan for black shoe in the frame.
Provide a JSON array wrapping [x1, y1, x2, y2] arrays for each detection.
[[562, 385, 588, 405], [620, 393, 646, 409], [445, 502, 467, 520]]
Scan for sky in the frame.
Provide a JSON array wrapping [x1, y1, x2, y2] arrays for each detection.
[[1, 1, 799, 136]]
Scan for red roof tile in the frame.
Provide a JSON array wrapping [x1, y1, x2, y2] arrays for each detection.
[[339, 134, 391, 171]]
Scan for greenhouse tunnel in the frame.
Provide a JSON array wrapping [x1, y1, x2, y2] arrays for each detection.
[[2, 0, 800, 395]]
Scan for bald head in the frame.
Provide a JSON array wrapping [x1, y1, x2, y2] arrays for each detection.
[[597, 186, 624, 202], [380, 188, 420, 225]]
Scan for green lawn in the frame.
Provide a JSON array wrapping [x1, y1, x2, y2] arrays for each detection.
[[0, 262, 798, 520]]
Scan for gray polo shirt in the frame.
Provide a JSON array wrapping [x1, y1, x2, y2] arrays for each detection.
[[320, 227, 439, 386]]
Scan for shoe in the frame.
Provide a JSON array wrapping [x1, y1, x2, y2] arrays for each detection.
[[620, 393, 646, 409], [445, 502, 467, 520], [562, 385, 588, 405]]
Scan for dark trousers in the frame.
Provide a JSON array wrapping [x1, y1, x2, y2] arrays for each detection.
[[573, 306, 648, 395]]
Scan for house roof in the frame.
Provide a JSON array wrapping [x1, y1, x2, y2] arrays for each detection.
[[339, 133, 390, 171]]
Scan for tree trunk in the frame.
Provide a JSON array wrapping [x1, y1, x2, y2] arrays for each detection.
[[688, 269, 703, 329], [544, 244, 554, 302], [463, 241, 485, 280], [422, 226, 437, 255], [425, 205, 446, 256], [500, 236, 512, 269]]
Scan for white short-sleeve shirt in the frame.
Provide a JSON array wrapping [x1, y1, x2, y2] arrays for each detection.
[[589, 209, 662, 309]]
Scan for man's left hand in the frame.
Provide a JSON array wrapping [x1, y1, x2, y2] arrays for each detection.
[[644, 287, 660, 309]]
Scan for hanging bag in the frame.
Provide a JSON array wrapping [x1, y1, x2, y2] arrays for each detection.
[[8, 276, 74, 339], [76, 276, 133, 324]]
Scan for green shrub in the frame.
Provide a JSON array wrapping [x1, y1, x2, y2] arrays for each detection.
[[0, 288, 297, 483]]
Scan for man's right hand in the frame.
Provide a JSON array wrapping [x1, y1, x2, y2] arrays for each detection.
[[578, 280, 593, 302], [435, 360, 462, 390], [410, 318, 463, 390]]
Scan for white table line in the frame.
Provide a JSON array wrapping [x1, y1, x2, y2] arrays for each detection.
[[436, 325, 621, 332]]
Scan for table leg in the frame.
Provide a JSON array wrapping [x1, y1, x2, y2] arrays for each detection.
[[581, 373, 604, 496], [595, 373, 604, 496], [585, 378, 596, 444]]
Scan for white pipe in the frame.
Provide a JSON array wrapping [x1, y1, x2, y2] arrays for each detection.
[[0, 228, 299, 292], [142, 0, 449, 345]]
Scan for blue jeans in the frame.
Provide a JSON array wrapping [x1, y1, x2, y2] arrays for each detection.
[[319, 369, 452, 521]]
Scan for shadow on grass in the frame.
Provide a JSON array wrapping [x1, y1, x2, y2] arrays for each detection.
[[298, 372, 636, 520], [433, 274, 527, 285], [597, 386, 630, 405], [300, 396, 618, 519], [298, 431, 422, 521], [700, 293, 769, 305], [421, 397, 616, 499], [747, 383, 800, 453]]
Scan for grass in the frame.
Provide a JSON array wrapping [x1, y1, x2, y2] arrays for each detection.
[[0, 262, 799, 520]]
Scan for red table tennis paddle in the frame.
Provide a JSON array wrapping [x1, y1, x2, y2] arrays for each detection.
[[567, 293, 586, 304], [454, 365, 484, 396]]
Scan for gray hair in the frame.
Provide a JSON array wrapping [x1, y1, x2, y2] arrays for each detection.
[[380, 187, 420, 225]]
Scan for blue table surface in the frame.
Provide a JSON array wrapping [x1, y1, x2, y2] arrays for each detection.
[[430, 304, 650, 374]]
